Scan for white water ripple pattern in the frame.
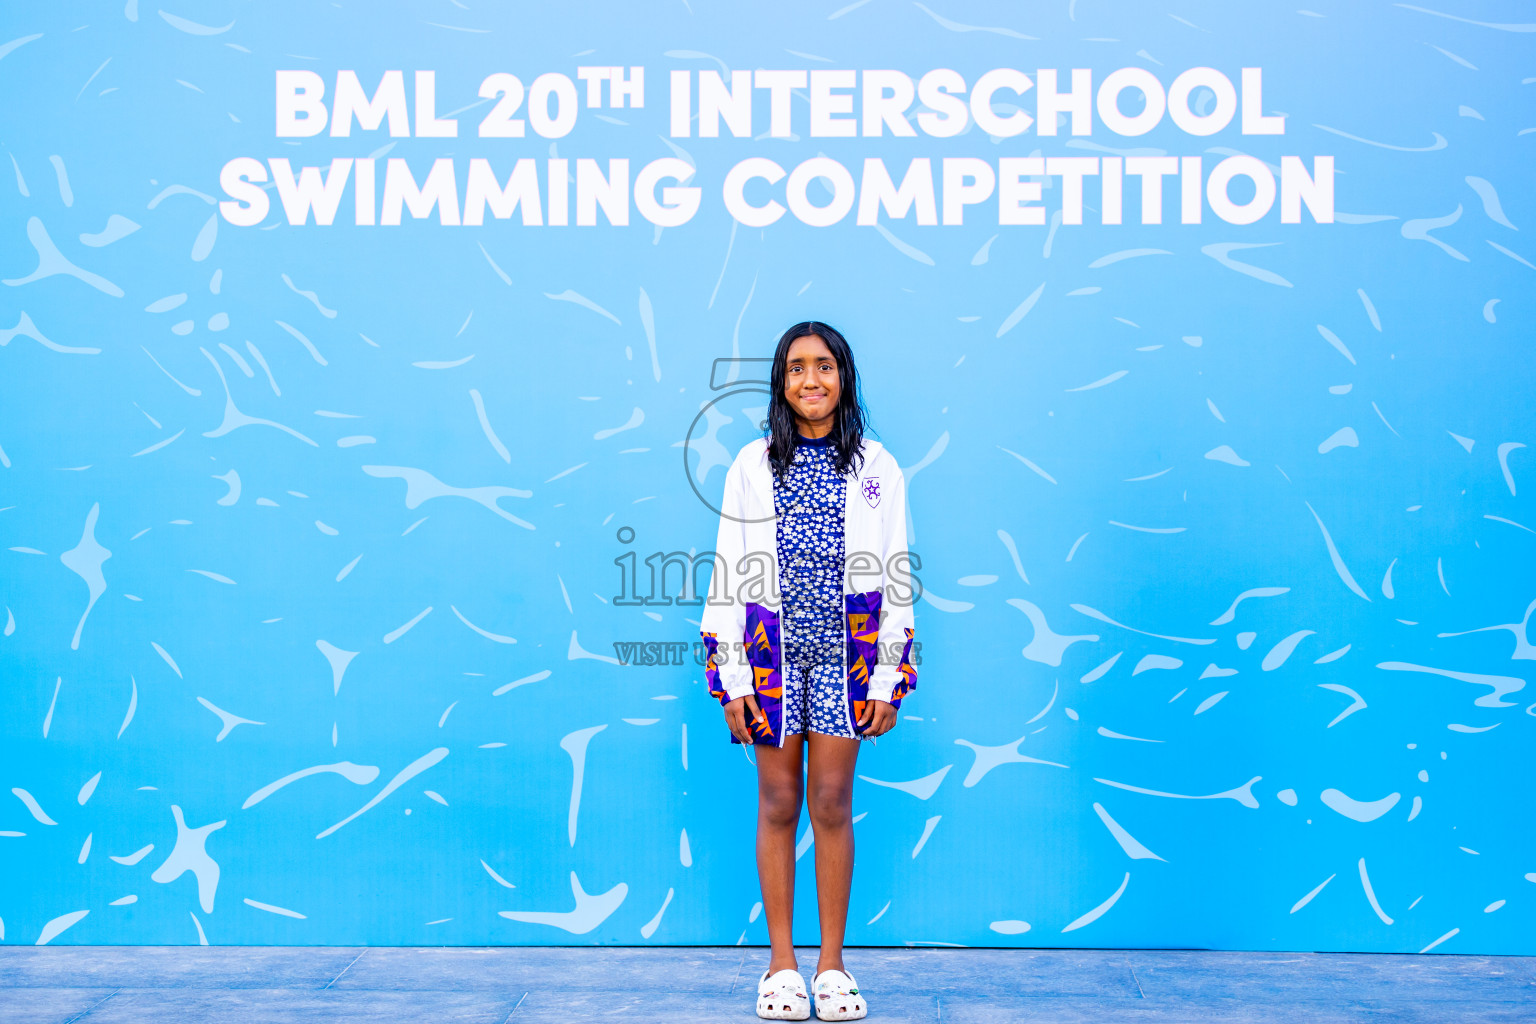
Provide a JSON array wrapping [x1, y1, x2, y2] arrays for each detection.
[[0, 3, 1528, 956]]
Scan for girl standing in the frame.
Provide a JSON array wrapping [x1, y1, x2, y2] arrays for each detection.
[[701, 321, 919, 1021]]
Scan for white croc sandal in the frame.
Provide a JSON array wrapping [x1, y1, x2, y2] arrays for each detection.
[[756, 967, 811, 1020], [812, 969, 867, 1021]]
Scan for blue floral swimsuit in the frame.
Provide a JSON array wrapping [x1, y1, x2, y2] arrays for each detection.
[[774, 434, 858, 740]]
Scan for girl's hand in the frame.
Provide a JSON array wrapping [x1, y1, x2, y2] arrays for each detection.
[[725, 694, 766, 744], [858, 699, 897, 737]]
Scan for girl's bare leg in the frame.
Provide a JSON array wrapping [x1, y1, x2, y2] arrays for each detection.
[[805, 732, 861, 977], [757, 734, 805, 974]]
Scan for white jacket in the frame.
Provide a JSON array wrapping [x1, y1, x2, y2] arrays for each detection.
[[699, 435, 918, 745]]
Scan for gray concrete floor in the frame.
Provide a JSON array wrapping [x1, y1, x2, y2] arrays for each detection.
[[1, 946, 1532, 1023]]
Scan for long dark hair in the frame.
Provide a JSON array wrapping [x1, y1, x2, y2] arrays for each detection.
[[766, 321, 869, 479]]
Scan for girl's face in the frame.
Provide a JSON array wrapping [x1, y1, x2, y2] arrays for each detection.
[[783, 334, 842, 433]]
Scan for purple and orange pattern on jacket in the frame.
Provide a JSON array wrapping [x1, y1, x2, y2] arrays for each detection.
[[845, 589, 880, 732], [704, 592, 915, 744], [893, 626, 918, 704], [742, 601, 784, 745], [701, 630, 727, 704], [842, 588, 919, 731]]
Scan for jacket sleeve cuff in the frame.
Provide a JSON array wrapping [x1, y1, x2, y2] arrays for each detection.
[[723, 680, 754, 701], [867, 665, 899, 704]]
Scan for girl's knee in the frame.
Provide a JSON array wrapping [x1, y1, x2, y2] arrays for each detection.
[[806, 786, 852, 828], [758, 785, 804, 829]]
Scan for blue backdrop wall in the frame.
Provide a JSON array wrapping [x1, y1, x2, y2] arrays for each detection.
[[1, 1, 1533, 952]]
